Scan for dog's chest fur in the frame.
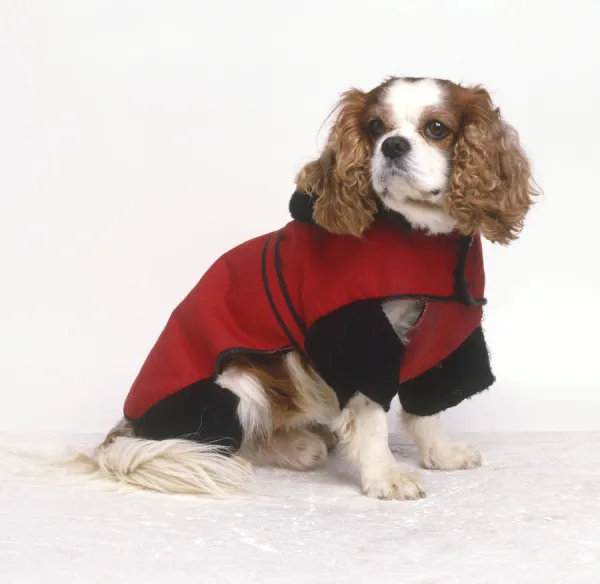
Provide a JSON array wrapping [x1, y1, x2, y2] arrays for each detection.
[[382, 298, 425, 345]]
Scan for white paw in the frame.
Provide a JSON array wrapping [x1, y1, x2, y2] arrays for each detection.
[[422, 441, 482, 471], [287, 432, 328, 470], [362, 464, 426, 500]]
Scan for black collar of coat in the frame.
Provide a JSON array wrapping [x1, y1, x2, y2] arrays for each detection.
[[288, 190, 408, 229]]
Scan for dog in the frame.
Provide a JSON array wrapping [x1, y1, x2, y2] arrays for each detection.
[[74, 76, 538, 500]]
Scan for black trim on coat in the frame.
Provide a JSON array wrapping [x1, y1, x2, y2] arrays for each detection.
[[397, 325, 495, 416], [274, 230, 308, 336], [261, 232, 307, 359], [454, 236, 487, 307]]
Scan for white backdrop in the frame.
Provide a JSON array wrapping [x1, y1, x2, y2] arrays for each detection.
[[1, 0, 599, 434]]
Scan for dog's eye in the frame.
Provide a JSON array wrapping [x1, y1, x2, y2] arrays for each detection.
[[368, 118, 386, 137], [424, 120, 450, 140]]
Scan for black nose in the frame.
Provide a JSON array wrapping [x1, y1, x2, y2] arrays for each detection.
[[381, 136, 411, 159]]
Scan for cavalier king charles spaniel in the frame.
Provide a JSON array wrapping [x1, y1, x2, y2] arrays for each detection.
[[76, 76, 538, 500]]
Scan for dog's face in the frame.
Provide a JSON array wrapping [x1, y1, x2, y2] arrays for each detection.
[[368, 78, 463, 233], [296, 76, 539, 243]]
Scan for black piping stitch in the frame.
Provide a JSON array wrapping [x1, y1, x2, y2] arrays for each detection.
[[274, 229, 309, 336], [376, 293, 484, 304], [453, 236, 487, 307], [261, 232, 309, 360]]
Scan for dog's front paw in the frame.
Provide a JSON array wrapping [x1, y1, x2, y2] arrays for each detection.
[[422, 442, 482, 471], [362, 464, 426, 500]]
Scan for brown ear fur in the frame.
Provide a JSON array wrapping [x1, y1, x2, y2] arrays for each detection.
[[447, 87, 539, 244], [295, 89, 376, 237]]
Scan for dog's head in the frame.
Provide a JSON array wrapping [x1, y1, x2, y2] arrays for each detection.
[[296, 77, 539, 244]]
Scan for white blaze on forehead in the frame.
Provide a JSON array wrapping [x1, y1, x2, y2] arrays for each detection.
[[384, 78, 444, 127]]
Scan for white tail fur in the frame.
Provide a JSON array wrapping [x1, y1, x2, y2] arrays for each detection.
[[52, 367, 273, 496], [17, 418, 255, 497], [14, 367, 277, 496], [65, 436, 253, 495]]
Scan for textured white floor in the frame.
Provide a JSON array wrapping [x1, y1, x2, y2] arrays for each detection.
[[1, 432, 599, 584]]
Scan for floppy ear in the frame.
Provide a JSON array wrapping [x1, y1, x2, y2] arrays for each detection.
[[295, 89, 376, 237], [447, 86, 539, 244]]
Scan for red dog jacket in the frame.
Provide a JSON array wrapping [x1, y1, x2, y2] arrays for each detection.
[[124, 204, 486, 421]]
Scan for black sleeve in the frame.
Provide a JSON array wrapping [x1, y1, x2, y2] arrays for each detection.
[[304, 299, 403, 411], [397, 325, 495, 416]]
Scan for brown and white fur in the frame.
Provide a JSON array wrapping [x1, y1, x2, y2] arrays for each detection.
[[75, 77, 537, 500]]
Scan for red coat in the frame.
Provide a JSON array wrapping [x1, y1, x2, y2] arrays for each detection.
[[124, 217, 485, 420]]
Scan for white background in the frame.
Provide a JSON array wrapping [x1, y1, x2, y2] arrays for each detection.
[[1, 0, 598, 434]]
